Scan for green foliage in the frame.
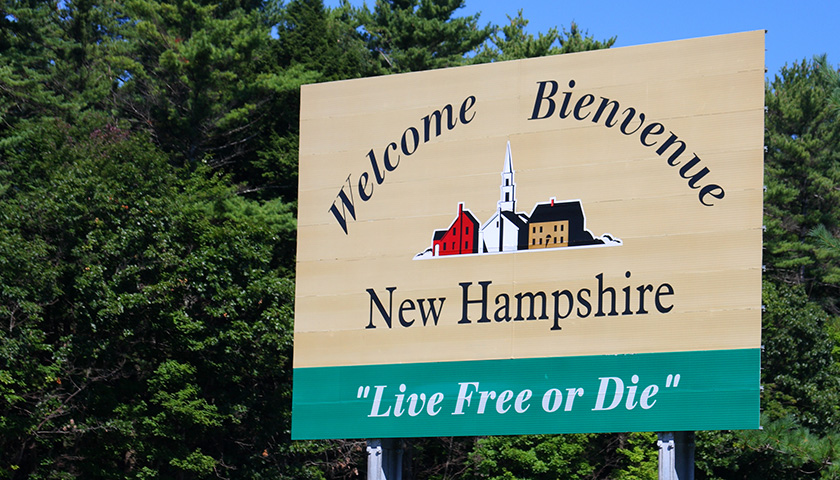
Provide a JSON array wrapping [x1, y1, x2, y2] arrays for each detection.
[[612, 432, 657, 480], [810, 224, 840, 256], [764, 56, 840, 311], [695, 280, 840, 479], [463, 433, 656, 480], [809, 224, 840, 285], [466, 434, 595, 479], [276, 0, 377, 81], [553, 22, 616, 55], [761, 281, 840, 433], [697, 416, 840, 480], [115, 0, 315, 182], [0, 115, 310, 478], [354, 0, 493, 73], [472, 10, 560, 62], [0, 0, 69, 139], [472, 14, 615, 63]]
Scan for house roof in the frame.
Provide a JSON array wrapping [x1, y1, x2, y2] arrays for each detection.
[[460, 210, 480, 226], [500, 210, 528, 228], [529, 200, 585, 224]]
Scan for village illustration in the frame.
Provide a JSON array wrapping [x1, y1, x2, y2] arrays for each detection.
[[414, 142, 622, 259]]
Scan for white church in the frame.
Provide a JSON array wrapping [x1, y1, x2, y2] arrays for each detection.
[[478, 142, 530, 253]]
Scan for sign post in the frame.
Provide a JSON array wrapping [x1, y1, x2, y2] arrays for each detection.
[[658, 432, 695, 480], [366, 439, 402, 480], [292, 30, 764, 462]]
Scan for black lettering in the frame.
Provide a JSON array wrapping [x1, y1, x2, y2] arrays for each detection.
[[529, 80, 559, 120], [699, 184, 725, 206], [640, 122, 665, 147], [655, 284, 675, 313], [577, 289, 592, 317], [460, 281, 491, 324], [678, 154, 710, 189], [551, 289, 574, 330], [460, 95, 476, 124], [401, 127, 419, 156], [366, 148, 385, 184], [329, 175, 356, 234], [422, 105, 456, 142], [619, 108, 645, 135], [494, 293, 511, 322], [592, 97, 621, 127], [383, 142, 399, 171], [358, 172, 373, 201], [622, 271, 633, 315], [399, 299, 415, 327], [655, 132, 687, 166], [558, 80, 576, 119], [573, 93, 595, 121], [525, 84, 724, 207], [417, 298, 445, 326], [366, 287, 397, 329], [337, 95, 478, 236], [514, 291, 548, 321], [636, 284, 653, 314], [595, 273, 618, 317]]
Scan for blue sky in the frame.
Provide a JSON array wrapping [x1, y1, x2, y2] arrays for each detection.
[[324, 0, 840, 80]]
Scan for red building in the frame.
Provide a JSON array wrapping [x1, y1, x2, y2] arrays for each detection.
[[433, 203, 479, 256]]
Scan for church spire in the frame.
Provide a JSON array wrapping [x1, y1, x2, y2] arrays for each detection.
[[498, 141, 516, 212]]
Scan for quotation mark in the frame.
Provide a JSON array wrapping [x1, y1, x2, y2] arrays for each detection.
[[665, 374, 681, 388], [357, 386, 371, 399]]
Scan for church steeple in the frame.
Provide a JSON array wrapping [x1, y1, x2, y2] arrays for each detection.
[[498, 141, 516, 212]]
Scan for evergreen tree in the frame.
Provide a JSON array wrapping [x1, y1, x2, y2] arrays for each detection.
[[764, 56, 840, 312], [0, 115, 310, 478], [760, 281, 840, 432], [354, 0, 492, 73], [56, 0, 129, 110], [114, 0, 309, 175], [0, 0, 68, 142], [276, 0, 375, 81], [258, 0, 376, 202], [472, 14, 614, 63]]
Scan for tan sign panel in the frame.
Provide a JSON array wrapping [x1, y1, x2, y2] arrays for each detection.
[[295, 31, 764, 372]]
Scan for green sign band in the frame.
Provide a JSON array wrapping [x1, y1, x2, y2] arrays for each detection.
[[292, 349, 759, 440]]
